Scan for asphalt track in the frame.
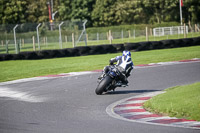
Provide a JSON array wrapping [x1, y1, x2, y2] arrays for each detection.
[[0, 61, 200, 133]]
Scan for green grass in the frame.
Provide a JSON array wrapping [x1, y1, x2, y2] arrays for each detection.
[[0, 46, 200, 82], [143, 82, 200, 121]]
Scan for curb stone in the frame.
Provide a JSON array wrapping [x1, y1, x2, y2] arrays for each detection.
[[106, 91, 200, 130]]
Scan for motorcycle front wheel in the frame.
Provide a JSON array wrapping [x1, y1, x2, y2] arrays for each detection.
[[95, 75, 112, 95]]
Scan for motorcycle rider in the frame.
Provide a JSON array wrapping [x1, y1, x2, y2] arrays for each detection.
[[99, 50, 134, 86]]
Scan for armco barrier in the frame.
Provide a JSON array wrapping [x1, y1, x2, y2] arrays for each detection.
[[0, 37, 199, 61]]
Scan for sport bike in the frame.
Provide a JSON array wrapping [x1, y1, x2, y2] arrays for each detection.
[[95, 65, 127, 95]]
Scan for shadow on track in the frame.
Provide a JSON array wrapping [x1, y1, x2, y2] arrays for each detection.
[[105, 89, 159, 95]]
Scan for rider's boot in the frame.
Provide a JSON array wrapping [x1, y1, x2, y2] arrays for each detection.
[[121, 80, 129, 87]]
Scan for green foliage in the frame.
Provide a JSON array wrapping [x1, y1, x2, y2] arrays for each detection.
[[58, 0, 72, 21], [184, 0, 200, 23], [0, 0, 199, 26], [91, 0, 116, 26], [1, 0, 28, 24], [26, 0, 49, 23], [143, 0, 179, 23]]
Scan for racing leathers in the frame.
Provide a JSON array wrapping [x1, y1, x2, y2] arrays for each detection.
[[101, 55, 134, 86]]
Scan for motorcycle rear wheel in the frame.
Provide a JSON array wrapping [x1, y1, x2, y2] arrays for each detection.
[[95, 76, 112, 95]]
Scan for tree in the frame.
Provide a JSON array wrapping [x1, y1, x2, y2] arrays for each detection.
[[113, 0, 146, 24], [91, 0, 116, 26], [0, 0, 199, 26], [183, 0, 200, 23], [26, 0, 49, 23], [58, 0, 72, 21], [58, 0, 95, 26], [1, 0, 28, 24]]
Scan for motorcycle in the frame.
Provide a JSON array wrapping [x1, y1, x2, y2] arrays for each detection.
[[95, 65, 127, 95]]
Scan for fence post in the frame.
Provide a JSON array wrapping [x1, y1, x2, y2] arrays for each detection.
[[146, 27, 149, 41], [6, 40, 9, 54], [13, 24, 19, 54], [32, 36, 36, 51], [188, 21, 193, 32], [121, 30, 123, 41], [150, 28, 153, 36], [128, 30, 131, 38], [22, 38, 24, 47], [1, 40, 3, 46], [59, 22, 64, 49], [184, 23, 187, 38], [43, 37, 45, 45], [65, 36, 68, 43], [45, 37, 47, 45], [86, 34, 88, 43], [36, 23, 41, 50], [20, 38, 22, 48], [109, 30, 112, 44], [17, 42, 20, 53], [83, 20, 87, 46], [72, 33, 75, 47], [97, 33, 99, 42], [195, 24, 200, 32]]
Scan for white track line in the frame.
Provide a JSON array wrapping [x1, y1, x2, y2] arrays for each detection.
[[0, 87, 46, 103], [114, 106, 143, 111], [120, 100, 147, 104]]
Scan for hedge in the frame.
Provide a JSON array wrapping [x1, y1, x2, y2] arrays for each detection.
[[0, 37, 199, 61]]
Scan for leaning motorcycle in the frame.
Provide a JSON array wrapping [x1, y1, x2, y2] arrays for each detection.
[[95, 65, 126, 95]]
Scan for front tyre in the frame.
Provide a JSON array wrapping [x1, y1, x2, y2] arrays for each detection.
[[95, 76, 112, 95]]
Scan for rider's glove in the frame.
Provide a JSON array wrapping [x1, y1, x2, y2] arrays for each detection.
[[109, 60, 114, 65]]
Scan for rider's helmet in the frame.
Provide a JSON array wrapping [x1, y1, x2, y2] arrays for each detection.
[[122, 51, 131, 57]]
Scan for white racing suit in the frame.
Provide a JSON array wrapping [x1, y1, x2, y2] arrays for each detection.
[[102, 55, 134, 85]]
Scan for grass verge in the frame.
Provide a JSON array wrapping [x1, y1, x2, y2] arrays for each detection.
[[0, 46, 200, 82], [143, 82, 200, 121]]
